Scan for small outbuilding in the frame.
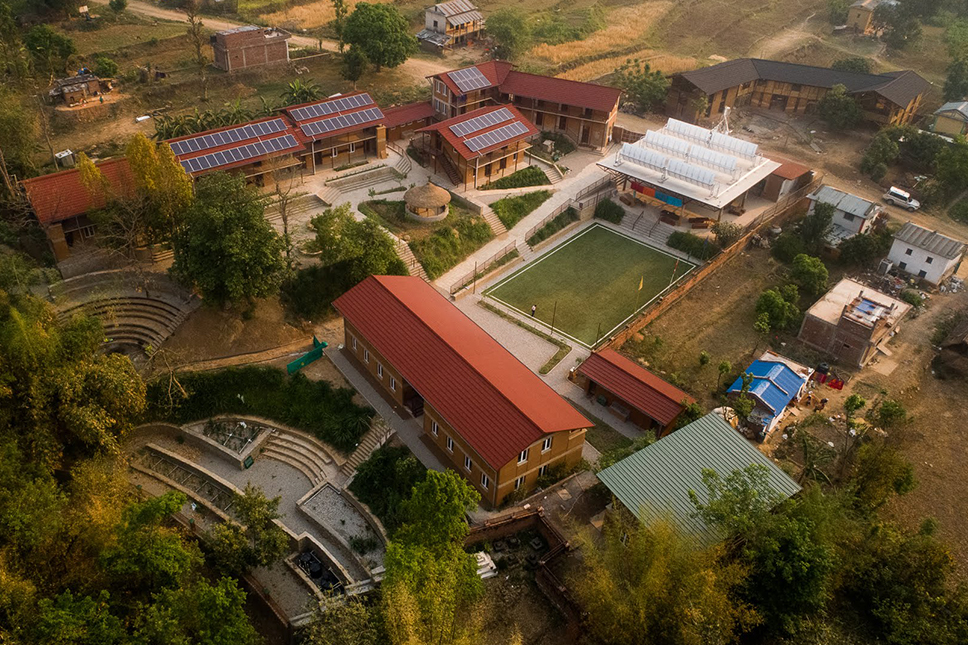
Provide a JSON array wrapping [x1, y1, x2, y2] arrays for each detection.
[[49, 73, 113, 106], [404, 181, 451, 221], [727, 350, 813, 440], [888, 221, 966, 286], [807, 185, 881, 250]]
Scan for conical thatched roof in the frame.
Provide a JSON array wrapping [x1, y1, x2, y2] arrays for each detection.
[[405, 181, 451, 210]]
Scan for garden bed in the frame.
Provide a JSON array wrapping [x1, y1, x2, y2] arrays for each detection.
[[481, 166, 550, 190], [492, 190, 553, 230]]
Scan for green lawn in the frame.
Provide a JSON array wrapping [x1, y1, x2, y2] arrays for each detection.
[[485, 224, 695, 347]]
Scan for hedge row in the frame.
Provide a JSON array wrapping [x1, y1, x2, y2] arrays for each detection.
[[667, 231, 718, 260]]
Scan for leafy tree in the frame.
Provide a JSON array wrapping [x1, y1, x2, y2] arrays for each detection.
[[944, 57, 968, 103], [790, 253, 829, 295], [341, 46, 368, 89], [573, 517, 759, 645], [307, 203, 406, 283], [614, 58, 669, 112], [818, 84, 861, 130], [838, 229, 892, 267], [771, 232, 806, 263], [33, 590, 125, 645], [92, 54, 118, 78], [207, 484, 289, 576], [717, 359, 732, 391], [832, 56, 874, 74], [343, 2, 417, 71], [303, 595, 386, 645], [396, 470, 478, 549], [0, 90, 38, 183], [331, 0, 348, 51], [874, 398, 908, 429], [896, 126, 945, 172], [800, 201, 834, 254], [753, 311, 772, 353], [108, 0, 126, 12], [692, 468, 838, 635], [935, 135, 968, 197], [946, 19, 968, 60], [0, 2, 31, 85], [170, 172, 285, 306], [183, 0, 208, 99], [126, 133, 194, 237], [827, 0, 851, 23], [348, 445, 426, 533], [849, 441, 915, 512], [24, 24, 75, 80], [675, 401, 704, 429], [861, 130, 900, 180], [756, 285, 800, 330], [281, 78, 322, 106], [877, 3, 923, 50], [699, 350, 711, 368], [711, 221, 743, 248], [486, 8, 532, 59]]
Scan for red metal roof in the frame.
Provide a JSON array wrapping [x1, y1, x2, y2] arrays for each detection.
[[383, 101, 434, 128], [578, 349, 694, 426], [21, 157, 134, 226], [333, 276, 590, 469], [433, 61, 513, 96], [416, 104, 538, 160], [768, 157, 812, 181], [166, 116, 306, 177]]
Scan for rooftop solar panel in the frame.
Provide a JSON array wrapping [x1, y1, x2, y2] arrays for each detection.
[[464, 120, 529, 152], [448, 67, 490, 93], [289, 93, 374, 123], [687, 144, 738, 174], [169, 119, 288, 156], [178, 134, 299, 173], [665, 118, 713, 144], [449, 107, 513, 138], [299, 107, 384, 138]]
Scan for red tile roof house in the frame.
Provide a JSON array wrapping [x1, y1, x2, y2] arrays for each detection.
[[576, 349, 696, 437], [416, 104, 539, 189], [429, 61, 623, 151], [20, 157, 135, 262], [333, 275, 590, 508]]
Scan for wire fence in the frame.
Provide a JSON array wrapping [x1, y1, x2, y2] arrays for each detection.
[[448, 241, 519, 294]]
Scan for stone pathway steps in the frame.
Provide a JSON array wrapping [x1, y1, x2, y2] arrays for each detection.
[[339, 418, 394, 479], [482, 206, 508, 237], [619, 211, 676, 247], [394, 240, 430, 281], [318, 186, 343, 206], [260, 429, 336, 485], [265, 194, 326, 224]]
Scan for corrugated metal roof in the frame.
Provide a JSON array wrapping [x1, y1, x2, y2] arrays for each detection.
[[332, 276, 590, 470], [433, 0, 479, 17], [727, 359, 806, 415], [577, 350, 694, 426], [597, 413, 801, 543], [936, 101, 968, 121], [810, 185, 877, 218], [21, 158, 135, 226], [894, 222, 966, 260]]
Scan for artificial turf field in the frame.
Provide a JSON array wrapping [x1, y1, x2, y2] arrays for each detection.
[[485, 224, 696, 347]]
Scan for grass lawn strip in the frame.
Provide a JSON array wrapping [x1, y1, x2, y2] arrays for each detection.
[[477, 301, 571, 375], [567, 402, 632, 454], [486, 225, 695, 347]]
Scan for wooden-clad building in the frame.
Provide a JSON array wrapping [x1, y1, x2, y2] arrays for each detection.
[[417, 0, 485, 50], [333, 275, 590, 508], [282, 92, 388, 173]]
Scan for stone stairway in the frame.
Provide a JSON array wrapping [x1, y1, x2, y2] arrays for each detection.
[[318, 186, 343, 206], [481, 206, 508, 236], [259, 429, 336, 485], [619, 212, 676, 247], [538, 162, 564, 184], [329, 166, 401, 192], [339, 418, 394, 479], [394, 240, 429, 281], [265, 194, 327, 224]]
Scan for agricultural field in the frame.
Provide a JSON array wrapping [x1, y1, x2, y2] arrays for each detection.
[[486, 224, 694, 347], [55, 13, 188, 56]]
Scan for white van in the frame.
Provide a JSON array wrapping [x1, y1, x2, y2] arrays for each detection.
[[883, 186, 920, 211]]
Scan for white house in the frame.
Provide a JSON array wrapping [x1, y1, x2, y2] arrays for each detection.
[[888, 222, 966, 285], [807, 186, 881, 249], [417, 0, 484, 50]]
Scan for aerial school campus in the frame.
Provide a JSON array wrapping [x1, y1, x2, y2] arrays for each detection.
[[6, 0, 968, 643]]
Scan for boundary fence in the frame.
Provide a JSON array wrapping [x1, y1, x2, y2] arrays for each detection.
[[448, 240, 519, 295]]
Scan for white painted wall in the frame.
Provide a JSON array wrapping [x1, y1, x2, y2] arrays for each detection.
[[888, 239, 960, 284], [426, 8, 445, 32]]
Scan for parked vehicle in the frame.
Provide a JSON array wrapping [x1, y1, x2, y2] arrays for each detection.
[[883, 186, 920, 211]]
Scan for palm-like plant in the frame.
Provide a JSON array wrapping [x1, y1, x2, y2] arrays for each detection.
[[281, 79, 322, 106]]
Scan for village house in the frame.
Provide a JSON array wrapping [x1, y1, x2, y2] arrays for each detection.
[[429, 61, 622, 150], [846, 0, 896, 34], [415, 104, 538, 188], [798, 278, 911, 368], [888, 222, 966, 286], [417, 0, 485, 51], [332, 275, 590, 508], [807, 185, 881, 250], [574, 349, 695, 437], [726, 351, 813, 440], [210, 25, 291, 72], [932, 101, 968, 137], [48, 73, 113, 106], [666, 58, 928, 127], [597, 413, 801, 543]]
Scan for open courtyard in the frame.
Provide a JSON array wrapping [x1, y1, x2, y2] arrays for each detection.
[[485, 224, 696, 347]]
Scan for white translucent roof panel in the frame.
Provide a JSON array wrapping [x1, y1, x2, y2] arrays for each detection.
[[665, 118, 713, 143], [619, 143, 670, 172], [708, 131, 758, 159], [687, 144, 738, 173], [666, 159, 716, 189], [643, 131, 691, 158]]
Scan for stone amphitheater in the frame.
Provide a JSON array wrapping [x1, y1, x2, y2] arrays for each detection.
[[50, 269, 200, 355]]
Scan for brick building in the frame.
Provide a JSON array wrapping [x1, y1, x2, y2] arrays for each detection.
[[48, 73, 114, 106], [667, 58, 928, 127], [333, 275, 590, 508], [798, 278, 911, 368], [211, 26, 291, 72]]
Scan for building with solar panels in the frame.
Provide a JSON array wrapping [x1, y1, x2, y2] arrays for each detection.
[[417, 0, 485, 51], [429, 61, 622, 151], [415, 105, 539, 189]]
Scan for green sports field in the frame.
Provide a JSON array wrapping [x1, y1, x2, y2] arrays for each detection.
[[485, 225, 696, 347]]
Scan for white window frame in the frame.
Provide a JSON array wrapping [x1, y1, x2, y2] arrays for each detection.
[[541, 437, 553, 453], [363, 349, 369, 364], [446, 436, 454, 452], [514, 476, 525, 490], [390, 376, 397, 391], [377, 363, 383, 378], [538, 464, 548, 477], [349, 142, 356, 154], [351, 336, 357, 350], [481, 473, 490, 489], [431, 421, 439, 436], [518, 449, 529, 464], [464, 456, 472, 471], [331, 147, 339, 158]]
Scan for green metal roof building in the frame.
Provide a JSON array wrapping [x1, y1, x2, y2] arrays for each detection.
[[597, 413, 801, 543]]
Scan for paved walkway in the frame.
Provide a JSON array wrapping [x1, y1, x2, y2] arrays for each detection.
[[325, 347, 447, 473]]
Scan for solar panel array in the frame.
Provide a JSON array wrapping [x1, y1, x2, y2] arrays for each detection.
[[688, 145, 738, 174], [644, 130, 691, 158], [448, 67, 490, 93], [643, 131, 738, 175], [289, 93, 374, 123], [169, 119, 287, 156], [709, 131, 758, 160], [299, 107, 384, 138], [619, 143, 669, 171], [618, 143, 717, 190], [449, 108, 513, 137], [464, 121, 529, 152], [179, 134, 299, 173], [665, 118, 713, 144], [666, 158, 716, 189]]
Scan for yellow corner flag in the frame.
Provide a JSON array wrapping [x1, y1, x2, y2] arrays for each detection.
[[638, 276, 644, 291]]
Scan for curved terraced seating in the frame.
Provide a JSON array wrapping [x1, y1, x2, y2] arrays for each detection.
[[259, 429, 338, 485], [260, 445, 325, 484]]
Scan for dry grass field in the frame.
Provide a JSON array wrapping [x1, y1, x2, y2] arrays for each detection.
[[558, 50, 696, 82], [260, 0, 360, 29]]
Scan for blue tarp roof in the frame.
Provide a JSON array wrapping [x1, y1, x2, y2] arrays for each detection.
[[727, 360, 806, 415]]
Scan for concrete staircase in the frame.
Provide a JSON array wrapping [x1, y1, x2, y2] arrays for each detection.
[[482, 206, 508, 237], [339, 418, 394, 479], [328, 166, 401, 193], [318, 186, 343, 206], [265, 194, 326, 224], [619, 212, 676, 247], [260, 429, 336, 485], [541, 163, 564, 184], [394, 240, 429, 281]]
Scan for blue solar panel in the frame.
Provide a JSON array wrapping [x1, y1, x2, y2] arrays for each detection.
[[463, 121, 529, 152], [179, 134, 299, 173], [290, 93, 375, 123], [300, 107, 384, 138], [449, 108, 513, 138], [169, 119, 288, 156]]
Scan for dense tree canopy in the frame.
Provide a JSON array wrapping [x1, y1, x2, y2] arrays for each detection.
[[613, 59, 669, 113], [818, 83, 861, 130], [343, 3, 417, 71], [486, 8, 533, 59], [24, 24, 75, 79]]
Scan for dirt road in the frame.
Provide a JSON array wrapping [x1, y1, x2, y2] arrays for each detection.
[[88, 0, 452, 80]]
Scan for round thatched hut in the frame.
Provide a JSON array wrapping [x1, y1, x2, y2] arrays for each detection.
[[404, 181, 451, 222]]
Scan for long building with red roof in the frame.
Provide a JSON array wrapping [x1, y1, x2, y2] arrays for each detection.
[[333, 275, 590, 507], [429, 61, 622, 152], [576, 349, 695, 436]]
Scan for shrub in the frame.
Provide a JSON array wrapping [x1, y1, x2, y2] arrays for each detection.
[[711, 222, 743, 248], [772, 232, 806, 263], [526, 207, 578, 247], [348, 445, 426, 533], [109, 0, 127, 11], [839, 230, 892, 267], [900, 289, 923, 307], [541, 131, 576, 155], [409, 212, 494, 279], [667, 231, 717, 260], [281, 258, 406, 321], [146, 367, 373, 453], [491, 190, 553, 229], [92, 54, 119, 78], [593, 198, 625, 224], [790, 254, 829, 295], [481, 166, 549, 190]]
